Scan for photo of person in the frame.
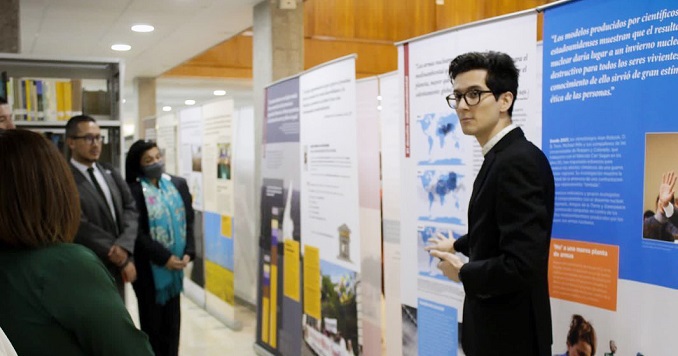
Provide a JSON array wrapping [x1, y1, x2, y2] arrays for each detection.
[[191, 144, 202, 172], [302, 260, 359, 356], [217, 143, 231, 180], [604, 340, 617, 356], [643, 133, 678, 243], [555, 314, 596, 356], [643, 173, 678, 242]]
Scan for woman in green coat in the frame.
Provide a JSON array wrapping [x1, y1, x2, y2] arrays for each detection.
[[0, 129, 154, 356]]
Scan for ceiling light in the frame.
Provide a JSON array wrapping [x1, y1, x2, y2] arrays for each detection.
[[131, 24, 155, 33], [185, 100, 196, 106], [122, 99, 127, 104], [162, 106, 172, 112], [111, 44, 131, 51], [213, 90, 227, 96]]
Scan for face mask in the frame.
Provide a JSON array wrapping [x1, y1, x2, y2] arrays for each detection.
[[142, 162, 165, 179]]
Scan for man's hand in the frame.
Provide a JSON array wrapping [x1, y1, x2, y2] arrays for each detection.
[[429, 250, 464, 282], [659, 171, 677, 212], [424, 231, 456, 254], [165, 255, 187, 270], [108, 245, 129, 267], [122, 261, 137, 283], [182, 255, 191, 264]]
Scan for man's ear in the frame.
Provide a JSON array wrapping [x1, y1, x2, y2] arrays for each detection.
[[66, 137, 75, 150], [499, 92, 514, 113]]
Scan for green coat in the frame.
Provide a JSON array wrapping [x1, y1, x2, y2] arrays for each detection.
[[0, 243, 154, 356]]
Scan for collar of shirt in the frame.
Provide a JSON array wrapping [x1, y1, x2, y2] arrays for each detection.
[[70, 158, 98, 178], [481, 123, 518, 156]]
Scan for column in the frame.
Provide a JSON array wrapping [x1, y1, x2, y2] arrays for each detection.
[[135, 77, 157, 139], [250, 0, 303, 309], [0, 0, 20, 53]]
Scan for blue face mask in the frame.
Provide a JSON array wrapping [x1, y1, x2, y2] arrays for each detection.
[[142, 162, 165, 179]]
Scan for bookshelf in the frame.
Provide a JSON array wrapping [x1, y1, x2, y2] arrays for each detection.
[[0, 54, 124, 168]]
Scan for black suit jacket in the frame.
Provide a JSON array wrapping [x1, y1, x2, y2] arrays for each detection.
[[127, 175, 196, 302], [71, 162, 138, 280], [453, 127, 555, 356]]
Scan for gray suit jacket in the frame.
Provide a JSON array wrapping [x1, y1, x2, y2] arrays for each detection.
[[70, 162, 138, 276]]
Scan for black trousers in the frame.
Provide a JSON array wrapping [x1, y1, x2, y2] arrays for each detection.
[[136, 292, 181, 356]]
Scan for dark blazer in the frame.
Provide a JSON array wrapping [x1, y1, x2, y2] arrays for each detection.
[[453, 127, 555, 356], [128, 174, 194, 356], [644, 213, 678, 242], [127, 175, 196, 299], [70, 162, 138, 283]]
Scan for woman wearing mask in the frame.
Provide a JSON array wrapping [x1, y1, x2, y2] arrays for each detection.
[[0, 129, 153, 355], [125, 140, 195, 356]]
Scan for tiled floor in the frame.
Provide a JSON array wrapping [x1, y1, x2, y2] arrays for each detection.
[[126, 286, 259, 356]]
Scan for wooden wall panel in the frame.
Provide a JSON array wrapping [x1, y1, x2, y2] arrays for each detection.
[[354, 0, 388, 41], [167, 0, 553, 80], [163, 35, 252, 78], [484, 0, 526, 18], [389, 0, 437, 42], [304, 38, 397, 78], [307, 0, 355, 38], [435, 2, 484, 30], [304, 0, 315, 38]]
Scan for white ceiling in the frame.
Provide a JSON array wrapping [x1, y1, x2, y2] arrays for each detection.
[[19, 0, 258, 122]]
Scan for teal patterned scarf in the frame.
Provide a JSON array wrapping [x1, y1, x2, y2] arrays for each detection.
[[141, 176, 186, 305]]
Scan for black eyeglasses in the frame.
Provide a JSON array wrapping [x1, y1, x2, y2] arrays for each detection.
[[446, 89, 494, 109], [71, 134, 104, 145]]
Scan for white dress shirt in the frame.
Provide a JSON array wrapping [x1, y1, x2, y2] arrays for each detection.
[[70, 158, 118, 223], [481, 123, 519, 156]]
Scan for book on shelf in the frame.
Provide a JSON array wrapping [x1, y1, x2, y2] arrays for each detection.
[[8, 77, 83, 122], [0, 71, 7, 100]]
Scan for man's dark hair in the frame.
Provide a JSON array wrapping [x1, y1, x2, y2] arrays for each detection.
[[643, 209, 655, 219], [448, 51, 519, 116], [125, 139, 158, 183], [0, 96, 8, 105], [65, 115, 97, 138]]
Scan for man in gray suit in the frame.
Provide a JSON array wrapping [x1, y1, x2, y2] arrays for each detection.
[[66, 115, 138, 298]]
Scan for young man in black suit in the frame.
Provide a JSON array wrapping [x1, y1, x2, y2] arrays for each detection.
[[66, 115, 139, 299], [426, 51, 555, 356]]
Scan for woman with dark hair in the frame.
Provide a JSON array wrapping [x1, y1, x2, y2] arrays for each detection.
[[557, 314, 597, 356], [125, 139, 195, 356], [0, 129, 153, 355]]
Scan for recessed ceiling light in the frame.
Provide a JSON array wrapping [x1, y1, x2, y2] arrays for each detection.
[[131, 24, 155, 33], [213, 90, 226, 96], [185, 100, 196, 106], [162, 106, 172, 112], [122, 99, 127, 104], [111, 44, 131, 51]]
